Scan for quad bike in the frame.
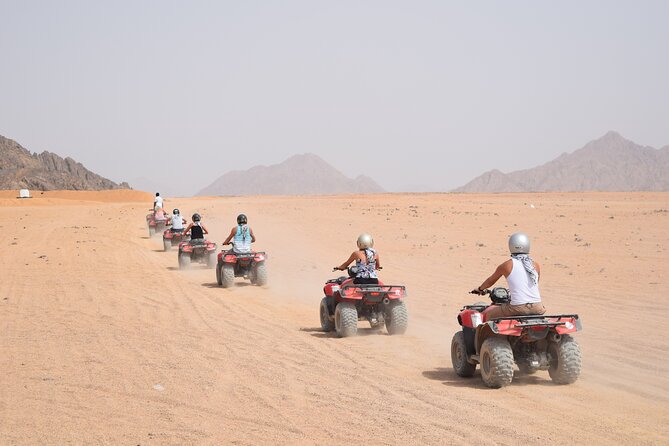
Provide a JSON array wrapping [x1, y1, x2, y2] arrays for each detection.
[[216, 242, 268, 288], [177, 238, 217, 269], [146, 210, 170, 237], [451, 287, 582, 388], [319, 267, 408, 338], [162, 228, 189, 251]]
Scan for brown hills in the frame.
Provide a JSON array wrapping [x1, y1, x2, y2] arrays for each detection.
[[0, 134, 129, 191], [197, 153, 384, 196], [455, 131, 669, 192]]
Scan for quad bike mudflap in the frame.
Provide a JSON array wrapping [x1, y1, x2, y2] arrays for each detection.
[[451, 287, 582, 388], [319, 268, 408, 338], [216, 244, 268, 288], [178, 239, 217, 269], [162, 228, 189, 251], [146, 211, 170, 237]]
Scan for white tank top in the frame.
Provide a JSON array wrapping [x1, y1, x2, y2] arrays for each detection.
[[171, 215, 184, 230], [507, 258, 541, 305]]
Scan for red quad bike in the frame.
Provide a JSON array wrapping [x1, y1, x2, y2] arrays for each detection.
[[162, 228, 189, 251], [216, 242, 268, 288], [146, 211, 170, 237], [451, 287, 582, 388], [319, 267, 408, 338], [177, 239, 217, 269]]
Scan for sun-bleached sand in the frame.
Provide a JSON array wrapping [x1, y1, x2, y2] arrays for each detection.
[[1, 191, 668, 444]]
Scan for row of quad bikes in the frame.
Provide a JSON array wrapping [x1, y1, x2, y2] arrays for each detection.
[[146, 212, 268, 288], [148, 213, 583, 388]]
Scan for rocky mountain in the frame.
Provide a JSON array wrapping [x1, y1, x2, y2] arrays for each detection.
[[0, 134, 129, 190], [197, 153, 384, 196], [455, 131, 669, 192]]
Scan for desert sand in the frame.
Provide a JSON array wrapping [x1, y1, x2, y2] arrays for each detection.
[[1, 191, 668, 445]]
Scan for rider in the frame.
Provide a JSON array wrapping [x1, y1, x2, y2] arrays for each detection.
[[154, 192, 163, 209], [183, 213, 209, 241], [170, 209, 186, 232], [334, 233, 381, 284], [222, 214, 256, 253], [472, 232, 545, 320]]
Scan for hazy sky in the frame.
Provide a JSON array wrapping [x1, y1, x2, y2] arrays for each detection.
[[1, 1, 668, 195]]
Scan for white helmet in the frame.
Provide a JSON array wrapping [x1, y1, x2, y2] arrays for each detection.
[[357, 233, 374, 249], [508, 232, 531, 254]]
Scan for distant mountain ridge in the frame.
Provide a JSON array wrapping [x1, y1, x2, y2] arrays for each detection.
[[455, 131, 669, 192], [0, 134, 129, 190], [197, 153, 384, 196]]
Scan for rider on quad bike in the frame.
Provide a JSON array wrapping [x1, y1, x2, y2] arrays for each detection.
[[222, 214, 256, 253], [320, 234, 408, 337], [162, 209, 188, 251], [183, 213, 209, 241], [451, 232, 582, 388], [471, 232, 545, 319]]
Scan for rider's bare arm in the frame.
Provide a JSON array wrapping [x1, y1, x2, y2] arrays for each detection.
[[336, 251, 358, 270], [201, 224, 209, 235], [183, 223, 193, 234], [250, 228, 256, 243], [535, 260, 541, 279], [478, 260, 512, 291], [222, 227, 236, 245], [375, 253, 381, 269]]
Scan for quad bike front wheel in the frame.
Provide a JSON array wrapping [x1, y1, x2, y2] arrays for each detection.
[[178, 253, 191, 269], [548, 334, 582, 385], [451, 331, 476, 377], [385, 301, 408, 335], [480, 336, 514, 388], [319, 297, 335, 332], [334, 302, 358, 338], [254, 262, 268, 286], [220, 263, 235, 288]]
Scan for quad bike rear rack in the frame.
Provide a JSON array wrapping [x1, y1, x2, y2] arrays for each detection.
[[229, 251, 266, 259], [340, 284, 406, 295], [489, 314, 581, 330]]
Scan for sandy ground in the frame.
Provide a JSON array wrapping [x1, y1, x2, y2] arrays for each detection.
[[1, 191, 668, 445]]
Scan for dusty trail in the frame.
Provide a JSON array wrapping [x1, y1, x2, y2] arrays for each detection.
[[1, 192, 668, 444]]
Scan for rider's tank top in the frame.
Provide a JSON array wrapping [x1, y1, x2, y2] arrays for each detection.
[[171, 215, 184, 230], [355, 248, 377, 279], [508, 258, 541, 305], [233, 224, 252, 253], [190, 223, 204, 240]]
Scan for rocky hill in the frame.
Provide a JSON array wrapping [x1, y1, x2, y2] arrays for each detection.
[[455, 131, 669, 192], [0, 134, 129, 191], [197, 153, 384, 196]]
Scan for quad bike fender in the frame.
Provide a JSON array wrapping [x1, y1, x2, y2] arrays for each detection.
[[222, 253, 238, 263], [254, 253, 267, 262], [475, 323, 505, 355], [458, 309, 483, 329], [323, 283, 341, 297]]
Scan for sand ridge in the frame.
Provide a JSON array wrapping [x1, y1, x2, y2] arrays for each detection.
[[0, 191, 667, 444]]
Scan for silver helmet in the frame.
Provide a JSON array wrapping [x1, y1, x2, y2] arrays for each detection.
[[508, 232, 530, 254], [357, 233, 374, 249]]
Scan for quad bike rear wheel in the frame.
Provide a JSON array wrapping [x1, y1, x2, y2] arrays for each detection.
[[254, 262, 268, 286], [178, 253, 191, 269], [216, 262, 223, 285], [480, 336, 514, 388], [220, 264, 235, 288], [319, 297, 335, 332], [148, 225, 155, 237], [548, 334, 582, 385], [451, 331, 476, 377], [385, 301, 408, 335], [207, 252, 217, 269], [334, 302, 358, 338], [163, 239, 171, 251]]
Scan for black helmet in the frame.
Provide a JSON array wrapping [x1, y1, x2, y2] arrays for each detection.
[[192, 213, 201, 222], [155, 192, 160, 196], [237, 214, 247, 224], [173, 208, 180, 215]]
